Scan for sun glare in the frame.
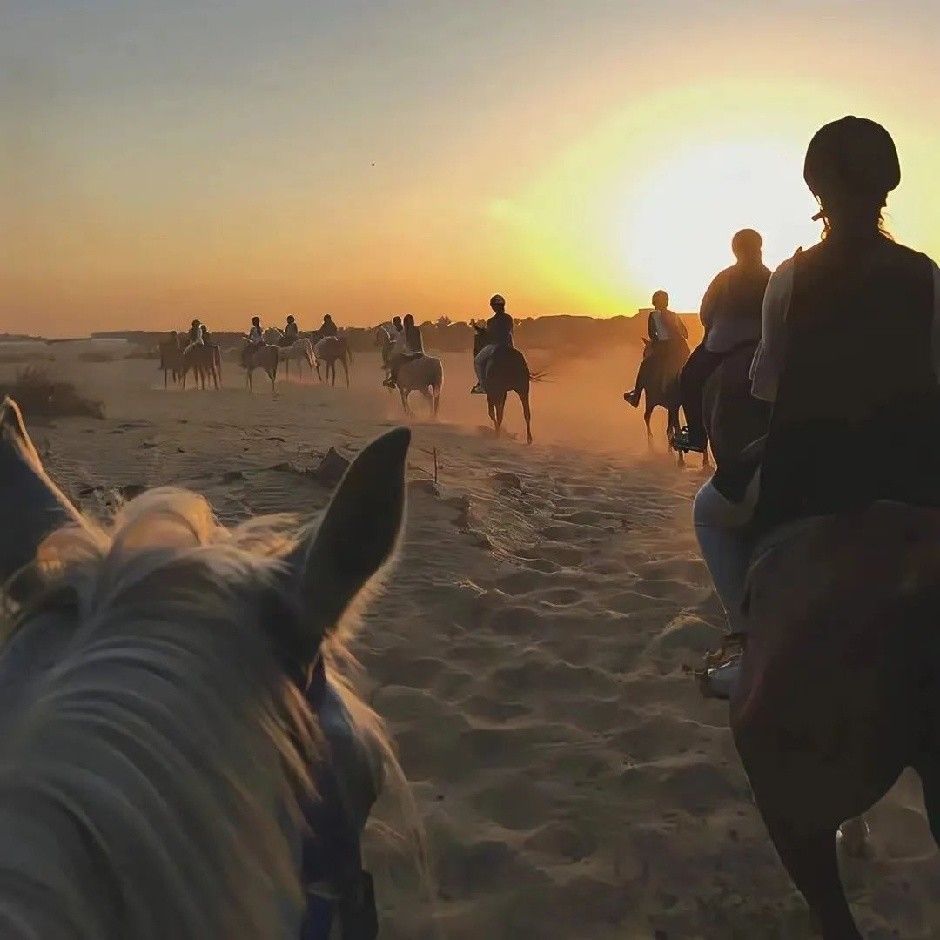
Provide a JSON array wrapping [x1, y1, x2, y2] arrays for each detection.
[[621, 139, 819, 311]]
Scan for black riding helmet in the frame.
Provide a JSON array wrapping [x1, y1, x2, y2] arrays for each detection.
[[804, 117, 900, 215]]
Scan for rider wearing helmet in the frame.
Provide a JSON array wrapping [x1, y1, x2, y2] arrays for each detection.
[[471, 294, 515, 394], [698, 116, 940, 698], [675, 229, 770, 452], [624, 291, 689, 408]]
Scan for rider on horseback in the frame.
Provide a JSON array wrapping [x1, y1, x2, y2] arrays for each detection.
[[674, 230, 770, 453], [183, 319, 204, 355], [471, 294, 514, 394], [624, 291, 689, 407], [699, 116, 940, 699], [320, 314, 338, 338], [382, 317, 407, 388], [280, 315, 299, 347], [247, 316, 264, 346], [384, 315, 424, 389]]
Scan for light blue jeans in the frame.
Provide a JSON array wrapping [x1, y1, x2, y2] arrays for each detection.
[[693, 475, 758, 634], [474, 344, 496, 382]]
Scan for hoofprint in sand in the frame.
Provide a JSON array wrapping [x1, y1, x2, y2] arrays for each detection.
[[8, 348, 938, 939]]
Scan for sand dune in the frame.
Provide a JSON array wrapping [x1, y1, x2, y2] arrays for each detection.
[[5, 345, 938, 938]]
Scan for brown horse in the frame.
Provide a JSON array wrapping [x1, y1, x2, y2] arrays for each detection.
[[700, 344, 938, 938], [472, 326, 534, 445], [181, 343, 222, 390], [158, 334, 183, 388], [240, 344, 279, 394], [313, 336, 351, 387]]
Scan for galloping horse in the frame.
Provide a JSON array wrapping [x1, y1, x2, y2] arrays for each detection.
[[158, 333, 184, 388], [699, 346, 940, 938], [313, 335, 352, 387], [0, 396, 415, 939], [240, 343, 279, 394], [472, 325, 534, 444]]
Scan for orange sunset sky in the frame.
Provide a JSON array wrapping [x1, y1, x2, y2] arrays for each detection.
[[3, 1, 940, 336]]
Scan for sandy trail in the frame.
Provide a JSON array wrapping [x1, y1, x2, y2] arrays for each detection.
[[6, 346, 938, 938]]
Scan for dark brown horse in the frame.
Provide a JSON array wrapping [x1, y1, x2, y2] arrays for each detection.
[[240, 344, 279, 394], [701, 343, 940, 938], [472, 326, 534, 445], [627, 337, 706, 467]]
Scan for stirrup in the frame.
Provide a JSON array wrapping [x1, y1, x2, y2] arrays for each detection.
[[693, 633, 746, 700], [672, 427, 706, 454]]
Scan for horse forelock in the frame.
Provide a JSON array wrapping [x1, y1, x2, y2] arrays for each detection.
[[0, 490, 324, 939]]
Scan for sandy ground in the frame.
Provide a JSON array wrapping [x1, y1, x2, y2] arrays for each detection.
[[4, 344, 939, 939]]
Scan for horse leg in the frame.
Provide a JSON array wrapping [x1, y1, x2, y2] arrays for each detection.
[[400, 387, 412, 415], [343, 357, 350, 388], [494, 394, 507, 438], [521, 391, 533, 445], [762, 819, 861, 939], [163, 369, 168, 389], [643, 403, 654, 452]]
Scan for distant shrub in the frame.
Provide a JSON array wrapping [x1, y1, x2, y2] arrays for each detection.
[[2, 365, 104, 419]]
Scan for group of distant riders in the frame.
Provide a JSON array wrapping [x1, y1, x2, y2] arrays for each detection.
[[179, 296, 518, 394], [625, 116, 940, 699]]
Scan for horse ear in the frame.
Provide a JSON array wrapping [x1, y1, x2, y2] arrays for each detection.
[[0, 397, 83, 586], [286, 427, 410, 662]]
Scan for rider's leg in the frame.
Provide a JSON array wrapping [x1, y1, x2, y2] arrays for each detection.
[[693, 477, 755, 635], [471, 345, 494, 393], [624, 350, 655, 407], [679, 346, 722, 446]]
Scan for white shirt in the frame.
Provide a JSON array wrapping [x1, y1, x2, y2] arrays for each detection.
[[750, 252, 940, 402], [389, 326, 406, 355]]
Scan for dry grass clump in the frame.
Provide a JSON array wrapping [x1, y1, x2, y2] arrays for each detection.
[[2, 365, 104, 419]]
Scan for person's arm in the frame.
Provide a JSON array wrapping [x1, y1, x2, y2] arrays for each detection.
[[647, 312, 657, 341], [699, 273, 722, 332], [677, 313, 689, 339], [750, 256, 796, 402]]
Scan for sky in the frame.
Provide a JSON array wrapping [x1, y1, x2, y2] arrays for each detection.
[[3, 0, 939, 335]]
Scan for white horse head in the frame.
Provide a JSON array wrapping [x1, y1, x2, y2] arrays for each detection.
[[0, 400, 413, 938]]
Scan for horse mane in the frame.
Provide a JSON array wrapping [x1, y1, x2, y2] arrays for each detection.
[[0, 489, 366, 939]]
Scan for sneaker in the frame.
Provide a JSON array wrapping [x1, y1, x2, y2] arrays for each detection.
[[672, 427, 706, 454], [470, 383, 486, 395], [699, 657, 741, 700], [623, 390, 641, 408]]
